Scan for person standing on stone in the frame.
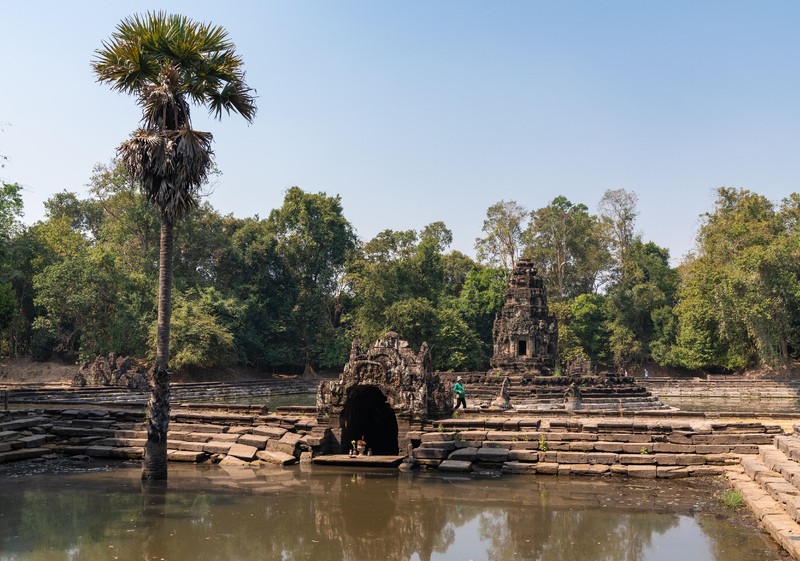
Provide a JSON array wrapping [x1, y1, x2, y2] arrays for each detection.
[[453, 376, 467, 410]]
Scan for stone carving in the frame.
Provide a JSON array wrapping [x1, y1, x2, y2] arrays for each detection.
[[317, 332, 452, 454], [72, 353, 149, 390], [490, 377, 512, 410], [317, 332, 451, 423], [490, 259, 558, 374]]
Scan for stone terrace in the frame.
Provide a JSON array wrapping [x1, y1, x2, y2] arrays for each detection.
[[409, 416, 781, 478]]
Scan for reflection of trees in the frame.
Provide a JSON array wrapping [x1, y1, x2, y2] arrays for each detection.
[[0, 466, 783, 561]]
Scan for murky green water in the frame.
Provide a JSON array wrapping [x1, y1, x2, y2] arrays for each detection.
[[0, 461, 786, 561]]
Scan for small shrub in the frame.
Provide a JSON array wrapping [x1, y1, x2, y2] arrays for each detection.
[[437, 423, 444, 433], [640, 447, 649, 455], [538, 436, 548, 452], [721, 489, 744, 509]]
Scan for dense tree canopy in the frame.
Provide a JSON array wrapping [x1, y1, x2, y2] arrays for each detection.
[[2, 174, 798, 376]]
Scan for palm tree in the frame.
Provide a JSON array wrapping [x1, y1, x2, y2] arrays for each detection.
[[93, 12, 256, 480]]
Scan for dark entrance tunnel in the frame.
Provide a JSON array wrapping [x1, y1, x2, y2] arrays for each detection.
[[341, 385, 399, 455]]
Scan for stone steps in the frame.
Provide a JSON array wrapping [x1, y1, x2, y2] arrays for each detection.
[[0, 406, 324, 467], [726, 430, 800, 559]]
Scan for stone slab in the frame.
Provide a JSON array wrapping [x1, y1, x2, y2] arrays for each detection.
[[228, 443, 258, 461], [438, 460, 473, 472], [256, 450, 298, 466]]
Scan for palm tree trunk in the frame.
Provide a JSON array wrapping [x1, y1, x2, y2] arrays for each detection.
[[142, 215, 174, 481]]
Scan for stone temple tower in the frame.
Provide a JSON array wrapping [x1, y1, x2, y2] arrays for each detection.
[[490, 259, 558, 375]]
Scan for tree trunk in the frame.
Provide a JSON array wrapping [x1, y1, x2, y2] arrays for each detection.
[[142, 215, 174, 481]]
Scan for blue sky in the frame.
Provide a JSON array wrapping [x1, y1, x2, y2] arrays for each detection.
[[1, 1, 798, 263]]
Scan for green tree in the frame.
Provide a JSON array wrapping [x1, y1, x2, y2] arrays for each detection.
[[266, 187, 356, 370], [523, 196, 609, 300], [475, 200, 527, 272], [672, 188, 800, 369], [605, 240, 679, 368], [93, 12, 257, 481]]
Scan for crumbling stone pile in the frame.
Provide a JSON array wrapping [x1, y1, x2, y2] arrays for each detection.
[[0, 406, 326, 466]]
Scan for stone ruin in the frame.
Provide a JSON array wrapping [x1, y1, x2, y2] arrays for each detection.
[[72, 353, 149, 390], [316, 332, 452, 455], [490, 258, 558, 375]]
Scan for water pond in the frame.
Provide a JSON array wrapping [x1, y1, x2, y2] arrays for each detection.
[[0, 460, 787, 561]]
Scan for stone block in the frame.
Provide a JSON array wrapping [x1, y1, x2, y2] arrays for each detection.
[[652, 443, 695, 454], [557, 465, 573, 476], [438, 460, 473, 472], [228, 444, 258, 461], [421, 442, 457, 452], [618, 454, 657, 465], [179, 432, 217, 443], [667, 433, 694, 445], [654, 454, 678, 466], [610, 464, 628, 476], [256, 450, 297, 466], [571, 464, 610, 476], [502, 461, 538, 474], [508, 450, 538, 463], [705, 453, 739, 466], [686, 466, 724, 476], [568, 442, 594, 452], [456, 430, 488, 441], [237, 435, 269, 449], [627, 465, 658, 479], [449, 447, 479, 461], [518, 418, 542, 429], [674, 454, 706, 466], [203, 441, 233, 455], [266, 440, 296, 456], [509, 440, 541, 450], [539, 451, 558, 463], [414, 447, 451, 460], [609, 433, 651, 444], [656, 466, 689, 479], [622, 444, 653, 454], [177, 441, 206, 452], [168, 450, 205, 462], [476, 447, 509, 463], [415, 458, 442, 468], [556, 451, 587, 464], [279, 432, 303, 446], [594, 442, 624, 453], [0, 431, 19, 442], [587, 453, 617, 465], [534, 462, 559, 475], [695, 445, 727, 454], [19, 435, 48, 448], [421, 432, 456, 443], [252, 425, 288, 439], [730, 445, 759, 455]]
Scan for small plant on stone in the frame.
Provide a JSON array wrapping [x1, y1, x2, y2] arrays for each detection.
[[640, 447, 649, 455], [721, 489, 744, 509], [437, 423, 444, 433], [523, 434, 530, 442], [538, 436, 548, 452]]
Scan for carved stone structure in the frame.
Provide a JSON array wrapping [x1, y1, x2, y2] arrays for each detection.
[[317, 332, 452, 455], [72, 353, 149, 390], [490, 259, 558, 374]]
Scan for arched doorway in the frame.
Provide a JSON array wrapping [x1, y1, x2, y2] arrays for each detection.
[[340, 385, 399, 455]]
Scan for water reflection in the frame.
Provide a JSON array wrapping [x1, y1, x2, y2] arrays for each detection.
[[0, 462, 784, 561]]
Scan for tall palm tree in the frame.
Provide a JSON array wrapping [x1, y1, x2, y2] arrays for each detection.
[[93, 12, 256, 480]]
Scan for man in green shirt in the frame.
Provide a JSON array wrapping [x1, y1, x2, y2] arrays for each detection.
[[453, 376, 467, 410]]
